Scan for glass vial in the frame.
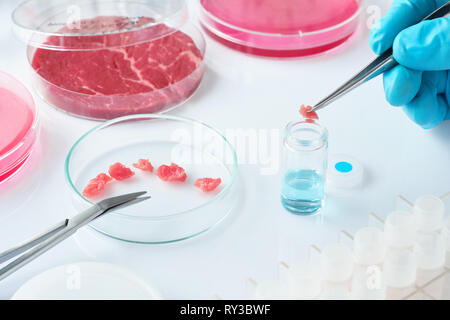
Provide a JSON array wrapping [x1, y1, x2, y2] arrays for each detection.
[[281, 121, 328, 215]]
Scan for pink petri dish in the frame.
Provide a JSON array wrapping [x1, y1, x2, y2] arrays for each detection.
[[0, 71, 39, 183], [198, 0, 362, 58]]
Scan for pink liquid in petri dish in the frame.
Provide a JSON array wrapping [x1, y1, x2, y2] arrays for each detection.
[[200, 0, 361, 57], [0, 85, 37, 183]]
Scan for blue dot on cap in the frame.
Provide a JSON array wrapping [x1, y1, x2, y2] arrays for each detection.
[[335, 161, 353, 173]]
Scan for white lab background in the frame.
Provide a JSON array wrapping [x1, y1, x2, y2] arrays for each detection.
[[0, 0, 449, 299]]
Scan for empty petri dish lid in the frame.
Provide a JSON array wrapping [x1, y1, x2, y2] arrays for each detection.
[[384, 211, 417, 248], [328, 154, 364, 189], [321, 243, 354, 283], [353, 227, 386, 266], [11, 262, 162, 300], [413, 195, 445, 232], [12, 0, 189, 50]]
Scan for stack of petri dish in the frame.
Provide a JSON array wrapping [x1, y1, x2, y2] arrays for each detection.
[[0, 71, 39, 184], [12, 0, 206, 120], [198, 0, 362, 57]]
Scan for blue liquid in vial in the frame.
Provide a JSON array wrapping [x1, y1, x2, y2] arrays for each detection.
[[281, 169, 325, 215]]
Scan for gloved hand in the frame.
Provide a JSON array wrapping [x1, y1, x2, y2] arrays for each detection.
[[370, 0, 450, 129]]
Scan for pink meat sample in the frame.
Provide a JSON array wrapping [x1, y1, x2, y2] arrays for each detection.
[[83, 173, 113, 198], [195, 178, 222, 192], [133, 159, 154, 172], [31, 16, 204, 120], [299, 104, 319, 123], [108, 162, 135, 181], [156, 163, 187, 182]]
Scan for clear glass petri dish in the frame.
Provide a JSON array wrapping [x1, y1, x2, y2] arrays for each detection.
[[12, 0, 206, 121], [198, 0, 362, 58], [0, 71, 39, 184], [65, 114, 238, 244]]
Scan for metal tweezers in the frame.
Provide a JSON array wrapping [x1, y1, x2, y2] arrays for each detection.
[[309, 1, 450, 113], [0, 191, 150, 281]]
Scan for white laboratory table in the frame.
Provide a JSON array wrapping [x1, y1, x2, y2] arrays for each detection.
[[0, 0, 449, 299]]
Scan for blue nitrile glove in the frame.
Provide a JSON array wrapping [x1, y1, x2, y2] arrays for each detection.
[[370, 0, 450, 129]]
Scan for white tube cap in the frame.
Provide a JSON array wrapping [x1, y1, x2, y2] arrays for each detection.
[[413, 195, 445, 232], [321, 244, 354, 282], [353, 227, 386, 266], [384, 211, 417, 248]]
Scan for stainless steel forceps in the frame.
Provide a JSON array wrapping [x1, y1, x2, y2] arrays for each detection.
[[309, 1, 450, 113], [0, 191, 150, 281]]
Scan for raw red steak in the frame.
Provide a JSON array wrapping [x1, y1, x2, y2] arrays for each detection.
[[31, 16, 204, 120]]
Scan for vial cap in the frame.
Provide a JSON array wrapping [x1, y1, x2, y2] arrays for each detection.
[[328, 155, 363, 189]]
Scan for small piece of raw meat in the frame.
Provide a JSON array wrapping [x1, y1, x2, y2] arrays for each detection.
[[156, 163, 187, 182], [96, 173, 113, 184], [133, 159, 154, 172], [194, 178, 222, 192], [82, 173, 112, 198], [108, 162, 135, 181], [299, 104, 319, 120]]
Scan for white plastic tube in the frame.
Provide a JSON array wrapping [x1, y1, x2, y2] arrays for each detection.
[[353, 227, 386, 266], [383, 247, 416, 288], [413, 196, 445, 232], [414, 231, 446, 270], [254, 280, 291, 300], [321, 244, 354, 282], [288, 260, 322, 299], [351, 266, 386, 300], [384, 211, 416, 248]]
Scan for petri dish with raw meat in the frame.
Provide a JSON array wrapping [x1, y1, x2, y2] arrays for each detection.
[[12, 0, 205, 120], [65, 114, 239, 244]]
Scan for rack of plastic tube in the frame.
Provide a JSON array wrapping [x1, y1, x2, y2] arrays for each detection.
[[244, 192, 450, 300]]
